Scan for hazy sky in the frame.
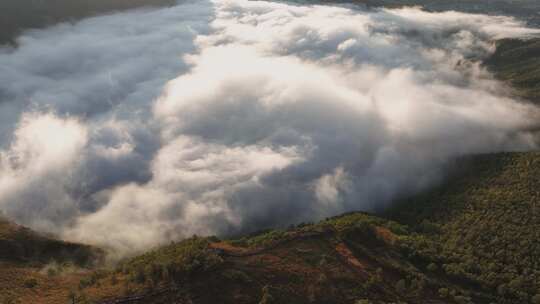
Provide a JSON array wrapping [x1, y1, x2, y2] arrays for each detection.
[[0, 0, 539, 254]]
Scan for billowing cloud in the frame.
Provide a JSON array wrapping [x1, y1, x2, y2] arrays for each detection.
[[0, 0, 539, 253], [66, 136, 300, 253], [0, 112, 87, 232], [0, 0, 214, 246]]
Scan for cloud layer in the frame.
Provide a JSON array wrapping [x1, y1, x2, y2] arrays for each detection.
[[0, 0, 539, 253]]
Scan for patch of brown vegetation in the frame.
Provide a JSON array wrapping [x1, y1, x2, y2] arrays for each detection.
[[209, 241, 250, 255], [334, 242, 365, 271], [0, 263, 89, 304], [373, 226, 397, 245]]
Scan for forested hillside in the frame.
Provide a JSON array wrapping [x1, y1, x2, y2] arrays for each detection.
[[389, 152, 540, 303], [485, 38, 540, 104]]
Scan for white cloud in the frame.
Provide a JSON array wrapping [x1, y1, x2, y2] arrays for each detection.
[[314, 167, 352, 213], [0, 112, 87, 232], [67, 136, 301, 252]]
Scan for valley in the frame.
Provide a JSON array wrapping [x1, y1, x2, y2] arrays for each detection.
[[1, 1, 540, 303]]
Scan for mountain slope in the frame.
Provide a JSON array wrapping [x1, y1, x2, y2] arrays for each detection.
[[389, 152, 540, 303], [70, 214, 479, 304], [55, 152, 537, 304], [485, 38, 540, 104], [0, 217, 101, 265], [0, 217, 103, 304], [1, 152, 538, 303]]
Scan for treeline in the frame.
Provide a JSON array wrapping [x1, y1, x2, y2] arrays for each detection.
[[0, 0, 176, 45]]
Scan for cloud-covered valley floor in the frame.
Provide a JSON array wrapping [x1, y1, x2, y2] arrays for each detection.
[[0, 0, 539, 254]]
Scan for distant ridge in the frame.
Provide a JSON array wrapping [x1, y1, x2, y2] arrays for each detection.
[[0, 0, 176, 45]]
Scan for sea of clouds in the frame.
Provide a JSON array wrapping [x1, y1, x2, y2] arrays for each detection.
[[0, 0, 539, 253]]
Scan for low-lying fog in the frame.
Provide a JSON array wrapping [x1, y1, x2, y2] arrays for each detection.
[[0, 0, 539, 253]]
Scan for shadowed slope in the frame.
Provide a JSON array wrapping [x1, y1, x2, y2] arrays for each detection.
[[485, 38, 540, 104], [389, 152, 540, 303]]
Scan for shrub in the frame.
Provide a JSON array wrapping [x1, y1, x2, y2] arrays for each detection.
[[438, 288, 449, 298], [23, 279, 38, 288], [427, 263, 438, 272]]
